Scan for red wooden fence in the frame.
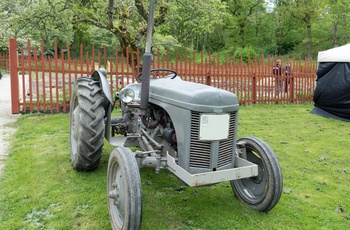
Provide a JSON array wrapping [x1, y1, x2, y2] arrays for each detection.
[[0, 54, 9, 71], [8, 38, 317, 114]]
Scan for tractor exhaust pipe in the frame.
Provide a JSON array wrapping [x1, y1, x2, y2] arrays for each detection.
[[141, 0, 155, 121], [140, 53, 152, 116]]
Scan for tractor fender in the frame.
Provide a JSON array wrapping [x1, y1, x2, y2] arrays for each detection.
[[91, 68, 113, 104], [91, 68, 112, 142]]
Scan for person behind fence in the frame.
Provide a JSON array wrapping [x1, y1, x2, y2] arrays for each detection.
[[272, 59, 283, 95], [284, 62, 292, 93]]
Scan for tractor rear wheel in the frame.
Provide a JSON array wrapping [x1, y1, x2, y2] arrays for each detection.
[[69, 77, 105, 171], [231, 136, 283, 212], [107, 147, 142, 230]]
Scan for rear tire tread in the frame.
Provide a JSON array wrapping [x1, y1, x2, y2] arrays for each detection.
[[70, 77, 106, 172]]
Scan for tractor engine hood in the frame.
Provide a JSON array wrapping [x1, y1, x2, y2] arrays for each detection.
[[148, 78, 239, 113]]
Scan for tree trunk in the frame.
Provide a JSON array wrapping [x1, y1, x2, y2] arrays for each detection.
[[332, 22, 338, 46], [305, 14, 312, 60]]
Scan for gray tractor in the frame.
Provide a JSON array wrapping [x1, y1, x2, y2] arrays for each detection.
[[69, 1, 283, 229]]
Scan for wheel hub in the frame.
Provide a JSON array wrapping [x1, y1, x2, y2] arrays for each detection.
[[251, 165, 263, 183], [109, 182, 120, 207]]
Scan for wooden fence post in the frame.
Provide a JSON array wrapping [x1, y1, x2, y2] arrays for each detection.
[[206, 75, 211, 86], [9, 38, 20, 114], [252, 73, 257, 104], [290, 76, 294, 103]]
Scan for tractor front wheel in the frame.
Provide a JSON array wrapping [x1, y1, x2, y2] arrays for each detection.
[[69, 77, 105, 171], [107, 147, 142, 230], [231, 136, 283, 212]]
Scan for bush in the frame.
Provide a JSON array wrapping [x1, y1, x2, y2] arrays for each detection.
[[235, 47, 256, 63]]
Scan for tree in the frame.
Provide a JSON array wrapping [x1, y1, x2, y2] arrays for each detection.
[[0, 0, 168, 69], [268, 0, 303, 56], [70, 0, 168, 70], [327, 0, 350, 46], [3, 0, 350, 60], [280, 0, 324, 59], [0, 0, 74, 51], [160, 0, 227, 51], [223, 0, 266, 48]]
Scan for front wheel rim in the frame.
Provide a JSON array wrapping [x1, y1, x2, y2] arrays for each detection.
[[108, 159, 126, 228], [235, 150, 267, 204]]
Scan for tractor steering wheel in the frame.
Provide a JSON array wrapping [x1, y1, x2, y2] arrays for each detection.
[[137, 68, 177, 82]]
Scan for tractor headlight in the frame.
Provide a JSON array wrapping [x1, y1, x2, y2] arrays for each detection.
[[119, 88, 135, 103]]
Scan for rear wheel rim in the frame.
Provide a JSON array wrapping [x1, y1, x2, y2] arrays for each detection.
[[70, 103, 80, 158]]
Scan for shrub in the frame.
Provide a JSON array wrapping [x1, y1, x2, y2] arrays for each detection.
[[235, 47, 256, 63]]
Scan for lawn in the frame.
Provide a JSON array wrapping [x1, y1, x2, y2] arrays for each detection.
[[0, 104, 349, 229]]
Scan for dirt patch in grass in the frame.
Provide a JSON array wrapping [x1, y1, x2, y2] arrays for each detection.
[[0, 74, 19, 175]]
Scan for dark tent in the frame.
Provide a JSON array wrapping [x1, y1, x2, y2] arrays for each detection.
[[311, 44, 350, 121]]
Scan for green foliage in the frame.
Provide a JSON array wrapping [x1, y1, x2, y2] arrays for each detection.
[[0, 0, 74, 50], [2, 0, 350, 59], [149, 33, 180, 55], [160, 0, 227, 50], [204, 25, 227, 52], [1, 105, 350, 229], [235, 47, 257, 63]]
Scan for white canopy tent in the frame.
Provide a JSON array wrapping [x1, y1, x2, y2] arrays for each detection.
[[317, 44, 350, 62]]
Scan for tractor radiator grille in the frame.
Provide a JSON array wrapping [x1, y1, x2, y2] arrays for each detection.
[[189, 112, 236, 169], [218, 113, 236, 166]]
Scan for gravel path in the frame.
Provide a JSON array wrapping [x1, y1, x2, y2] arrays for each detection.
[[0, 74, 20, 175]]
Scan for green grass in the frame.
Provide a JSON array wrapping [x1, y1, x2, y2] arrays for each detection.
[[1, 104, 350, 229]]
